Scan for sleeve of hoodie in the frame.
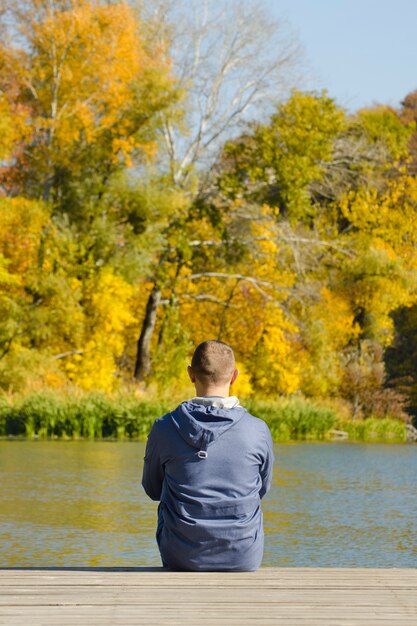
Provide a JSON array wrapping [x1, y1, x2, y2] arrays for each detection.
[[259, 422, 274, 499], [141, 420, 165, 501]]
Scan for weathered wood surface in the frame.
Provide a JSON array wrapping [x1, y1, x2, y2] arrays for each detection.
[[1, 567, 417, 625]]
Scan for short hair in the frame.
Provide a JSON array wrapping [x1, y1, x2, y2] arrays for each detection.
[[191, 340, 236, 385]]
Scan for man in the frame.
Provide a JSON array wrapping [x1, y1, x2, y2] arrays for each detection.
[[141, 339, 274, 571]]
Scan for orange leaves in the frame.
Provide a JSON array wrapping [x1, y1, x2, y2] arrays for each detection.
[[1, 0, 177, 195], [0, 198, 50, 275], [0, 94, 30, 162], [26, 2, 147, 162]]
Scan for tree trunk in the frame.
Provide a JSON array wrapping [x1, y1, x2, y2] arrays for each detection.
[[134, 285, 161, 381]]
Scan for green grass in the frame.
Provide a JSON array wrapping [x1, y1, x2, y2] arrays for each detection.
[[245, 398, 336, 441], [334, 416, 407, 443], [0, 393, 171, 440], [0, 392, 408, 442]]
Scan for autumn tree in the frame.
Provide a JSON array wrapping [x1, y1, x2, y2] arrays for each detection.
[[2, 0, 417, 408], [211, 92, 417, 408], [0, 0, 178, 391], [219, 90, 345, 221], [132, 0, 302, 381], [1, 0, 177, 212]]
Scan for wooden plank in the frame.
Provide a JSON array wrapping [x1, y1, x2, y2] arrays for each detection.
[[3, 572, 417, 583], [0, 590, 416, 603], [1, 568, 417, 626]]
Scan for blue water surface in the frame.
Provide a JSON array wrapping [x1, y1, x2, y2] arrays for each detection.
[[0, 441, 416, 567]]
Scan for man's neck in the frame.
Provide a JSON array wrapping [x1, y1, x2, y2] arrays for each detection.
[[194, 386, 230, 397]]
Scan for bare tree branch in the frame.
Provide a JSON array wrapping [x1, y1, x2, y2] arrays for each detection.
[[181, 271, 289, 293], [139, 0, 302, 187], [160, 294, 239, 307], [183, 293, 240, 308], [53, 350, 83, 360]]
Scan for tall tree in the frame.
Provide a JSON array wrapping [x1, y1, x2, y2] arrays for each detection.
[[133, 0, 302, 380], [0, 0, 179, 390], [1, 0, 177, 211], [211, 93, 417, 408]]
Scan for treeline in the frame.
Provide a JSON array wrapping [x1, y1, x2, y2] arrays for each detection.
[[1, 0, 417, 423]]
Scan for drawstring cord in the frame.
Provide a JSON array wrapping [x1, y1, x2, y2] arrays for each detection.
[[198, 431, 209, 459]]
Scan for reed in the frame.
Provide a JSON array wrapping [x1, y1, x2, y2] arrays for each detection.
[[0, 392, 408, 442], [335, 417, 407, 442], [245, 398, 336, 441], [0, 393, 171, 440]]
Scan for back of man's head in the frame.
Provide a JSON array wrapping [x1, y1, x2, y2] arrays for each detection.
[[191, 340, 236, 385]]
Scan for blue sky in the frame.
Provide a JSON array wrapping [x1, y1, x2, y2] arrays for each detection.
[[268, 0, 417, 111]]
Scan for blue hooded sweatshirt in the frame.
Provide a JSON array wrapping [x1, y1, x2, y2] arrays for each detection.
[[141, 397, 274, 571]]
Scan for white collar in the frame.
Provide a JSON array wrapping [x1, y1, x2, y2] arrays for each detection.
[[190, 396, 241, 409]]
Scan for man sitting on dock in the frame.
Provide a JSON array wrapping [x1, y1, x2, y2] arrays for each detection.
[[142, 339, 274, 571]]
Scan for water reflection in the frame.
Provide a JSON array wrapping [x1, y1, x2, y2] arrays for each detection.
[[1, 441, 417, 567], [0, 441, 157, 566], [263, 443, 417, 567]]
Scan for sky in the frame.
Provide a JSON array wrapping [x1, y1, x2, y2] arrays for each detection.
[[268, 0, 417, 112]]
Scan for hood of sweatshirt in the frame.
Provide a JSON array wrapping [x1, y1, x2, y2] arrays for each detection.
[[170, 397, 247, 458]]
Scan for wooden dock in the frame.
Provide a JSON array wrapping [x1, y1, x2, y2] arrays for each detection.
[[1, 567, 417, 625]]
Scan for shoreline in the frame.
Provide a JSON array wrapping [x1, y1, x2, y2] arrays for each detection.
[[0, 434, 412, 444]]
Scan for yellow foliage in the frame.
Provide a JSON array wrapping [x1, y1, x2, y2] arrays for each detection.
[[301, 288, 360, 397], [253, 306, 304, 395], [231, 362, 253, 397], [337, 174, 417, 346], [0, 254, 21, 289], [250, 204, 295, 287], [62, 270, 136, 391], [30, 1, 142, 152], [315, 287, 360, 350], [170, 204, 303, 396], [251, 205, 279, 257], [3, 0, 176, 180], [349, 244, 415, 345], [0, 197, 50, 274], [340, 176, 417, 259], [0, 93, 30, 161]]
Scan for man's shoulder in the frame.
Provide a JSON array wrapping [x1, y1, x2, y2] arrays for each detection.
[[152, 410, 174, 428], [151, 403, 185, 430]]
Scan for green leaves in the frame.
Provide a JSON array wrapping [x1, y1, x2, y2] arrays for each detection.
[[220, 90, 345, 221]]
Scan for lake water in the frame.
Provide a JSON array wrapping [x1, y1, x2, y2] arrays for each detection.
[[1, 441, 417, 568]]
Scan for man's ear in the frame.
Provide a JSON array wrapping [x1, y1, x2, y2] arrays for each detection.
[[230, 368, 239, 386], [187, 366, 196, 383]]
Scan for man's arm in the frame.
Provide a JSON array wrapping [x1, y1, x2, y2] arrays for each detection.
[[259, 422, 274, 499], [141, 421, 164, 501]]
